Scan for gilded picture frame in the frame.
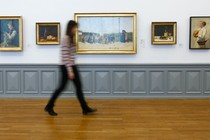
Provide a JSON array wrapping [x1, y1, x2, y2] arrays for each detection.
[[0, 16, 23, 51], [36, 22, 60, 45], [190, 16, 210, 49], [152, 22, 177, 45], [74, 13, 137, 54]]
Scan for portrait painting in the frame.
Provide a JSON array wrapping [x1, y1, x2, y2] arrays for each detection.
[[74, 13, 137, 54], [0, 16, 23, 51], [152, 22, 177, 45], [36, 22, 60, 45], [190, 17, 210, 49]]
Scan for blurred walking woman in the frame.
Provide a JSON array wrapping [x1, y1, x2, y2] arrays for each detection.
[[45, 20, 97, 116]]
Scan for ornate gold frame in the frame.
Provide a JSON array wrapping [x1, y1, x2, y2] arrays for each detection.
[[152, 22, 177, 45], [0, 16, 23, 51], [36, 22, 60, 45], [74, 13, 137, 54]]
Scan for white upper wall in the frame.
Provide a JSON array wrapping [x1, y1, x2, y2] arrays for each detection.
[[0, 0, 210, 64]]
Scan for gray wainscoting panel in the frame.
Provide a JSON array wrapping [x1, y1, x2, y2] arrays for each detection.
[[167, 71, 183, 94], [5, 70, 21, 94], [23, 70, 39, 94], [204, 70, 210, 94], [112, 71, 129, 94], [94, 71, 111, 95], [186, 70, 202, 94], [40, 70, 57, 94], [130, 71, 147, 94], [149, 71, 165, 94], [1, 64, 210, 98], [80, 71, 92, 94]]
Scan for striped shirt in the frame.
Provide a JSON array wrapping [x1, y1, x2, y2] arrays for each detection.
[[61, 36, 76, 72]]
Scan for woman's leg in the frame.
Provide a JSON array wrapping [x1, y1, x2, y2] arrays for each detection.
[[72, 65, 97, 115], [72, 65, 89, 110], [45, 65, 68, 115]]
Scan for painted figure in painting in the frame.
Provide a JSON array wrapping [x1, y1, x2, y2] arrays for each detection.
[[193, 21, 208, 48], [1, 21, 17, 47], [120, 30, 127, 43]]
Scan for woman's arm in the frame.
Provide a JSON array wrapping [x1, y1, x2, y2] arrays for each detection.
[[61, 46, 74, 72], [61, 37, 75, 73]]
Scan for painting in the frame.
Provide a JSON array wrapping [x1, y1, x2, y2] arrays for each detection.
[[36, 22, 60, 45], [152, 22, 177, 45], [190, 17, 210, 49], [0, 16, 23, 51], [74, 13, 137, 54]]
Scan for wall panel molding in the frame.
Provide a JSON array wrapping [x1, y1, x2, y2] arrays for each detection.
[[130, 71, 147, 94], [23, 70, 39, 94], [204, 70, 210, 94], [113, 71, 129, 94], [167, 70, 183, 94], [0, 64, 210, 98], [149, 71, 165, 94], [186, 70, 202, 94], [40, 70, 57, 94], [94, 71, 111, 95], [5, 70, 21, 94]]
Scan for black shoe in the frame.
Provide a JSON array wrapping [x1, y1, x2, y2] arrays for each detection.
[[83, 108, 97, 115], [44, 105, 58, 116]]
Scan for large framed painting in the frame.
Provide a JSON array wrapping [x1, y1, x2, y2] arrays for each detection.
[[74, 13, 137, 54], [0, 16, 23, 51], [190, 17, 210, 49], [36, 22, 60, 45], [152, 22, 177, 45]]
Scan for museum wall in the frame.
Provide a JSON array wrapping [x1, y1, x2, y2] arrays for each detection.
[[0, 0, 210, 64]]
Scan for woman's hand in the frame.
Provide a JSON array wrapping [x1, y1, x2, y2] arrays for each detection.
[[69, 71, 75, 80]]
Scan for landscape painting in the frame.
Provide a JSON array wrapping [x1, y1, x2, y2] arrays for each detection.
[[75, 13, 137, 54]]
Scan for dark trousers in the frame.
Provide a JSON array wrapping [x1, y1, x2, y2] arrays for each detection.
[[47, 65, 88, 110]]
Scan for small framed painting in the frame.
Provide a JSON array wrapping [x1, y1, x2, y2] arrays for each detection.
[[36, 22, 60, 45], [74, 13, 137, 54], [190, 17, 210, 49], [0, 16, 23, 51], [152, 22, 177, 45]]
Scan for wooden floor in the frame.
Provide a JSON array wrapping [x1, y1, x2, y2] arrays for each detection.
[[0, 99, 210, 140]]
